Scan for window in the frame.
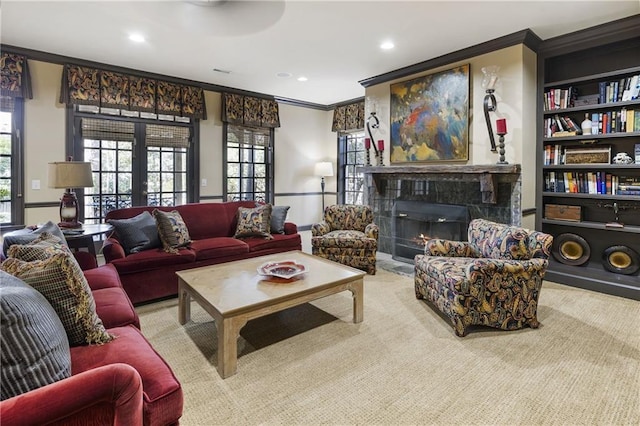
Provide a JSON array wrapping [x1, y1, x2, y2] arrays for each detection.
[[0, 98, 24, 226], [338, 131, 366, 205], [74, 110, 195, 224], [224, 124, 273, 202]]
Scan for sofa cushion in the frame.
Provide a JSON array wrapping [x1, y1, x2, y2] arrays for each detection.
[[245, 233, 302, 252], [110, 248, 196, 275], [2, 221, 68, 257], [234, 204, 273, 240], [190, 237, 249, 261], [83, 264, 140, 329], [153, 209, 192, 253], [7, 233, 69, 262], [469, 219, 530, 260], [70, 325, 183, 426], [108, 211, 161, 254], [0, 271, 71, 400], [1, 253, 114, 347]]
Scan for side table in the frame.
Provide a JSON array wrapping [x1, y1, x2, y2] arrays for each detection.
[[64, 223, 114, 259]]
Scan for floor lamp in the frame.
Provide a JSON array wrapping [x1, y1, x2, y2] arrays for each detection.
[[314, 161, 334, 214]]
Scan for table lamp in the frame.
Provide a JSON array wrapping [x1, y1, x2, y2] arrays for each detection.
[[48, 159, 94, 228], [314, 161, 334, 213]]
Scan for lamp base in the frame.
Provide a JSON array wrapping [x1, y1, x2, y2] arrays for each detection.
[[59, 191, 82, 229], [58, 221, 83, 229]]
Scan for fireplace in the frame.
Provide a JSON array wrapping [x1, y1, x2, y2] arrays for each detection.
[[392, 201, 470, 263]]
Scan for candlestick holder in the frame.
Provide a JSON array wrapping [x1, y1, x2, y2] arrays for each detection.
[[365, 149, 371, 167], [377, 150, 384, 166], [496, 132, 508, 164]]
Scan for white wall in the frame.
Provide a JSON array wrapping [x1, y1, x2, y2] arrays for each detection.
[[364, 44, 538, 226], [21, 60, 334, 228]]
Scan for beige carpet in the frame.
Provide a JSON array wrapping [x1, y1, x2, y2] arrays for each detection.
[[136, 269, 640, 426]]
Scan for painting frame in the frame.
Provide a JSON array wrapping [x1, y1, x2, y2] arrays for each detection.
[[390, 64, 470, 163]]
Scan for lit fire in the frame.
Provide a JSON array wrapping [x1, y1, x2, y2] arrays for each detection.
[[410, 233, 432, 247]]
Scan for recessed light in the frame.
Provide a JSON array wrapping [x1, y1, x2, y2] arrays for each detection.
[[277, 72, 292, 78], [380, 41, 395, 50], [297, 76, 308, 82], [129, 33, 145, 43]]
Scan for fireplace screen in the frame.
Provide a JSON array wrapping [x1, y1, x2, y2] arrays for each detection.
[[392, 201, 469, 263]]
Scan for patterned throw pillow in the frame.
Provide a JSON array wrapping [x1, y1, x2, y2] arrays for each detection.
[[234, 204, 273, 240], [153, 209, 192, 254], [1, 271, 71, 400], [2, 221, 68, 257], [1, 253, 114, 347], [108, 211, 161, 254], [7, 232, 69, 262]]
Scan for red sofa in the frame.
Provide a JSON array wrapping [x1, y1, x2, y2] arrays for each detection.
[[0, 264, 183, 426], [103, 201, 302, 305]]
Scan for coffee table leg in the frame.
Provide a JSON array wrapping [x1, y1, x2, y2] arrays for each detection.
[[217, 317, 247, 379], [178, 282, 190, 325], [350, 278, 364, 323]]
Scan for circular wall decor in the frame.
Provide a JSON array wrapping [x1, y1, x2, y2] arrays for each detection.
[[602, 246, 640, 275], [552, 233, 591, 266]]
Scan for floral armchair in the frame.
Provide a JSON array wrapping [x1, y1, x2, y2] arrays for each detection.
[[311, 205, 378, 275], [414, 218, 553, 337]]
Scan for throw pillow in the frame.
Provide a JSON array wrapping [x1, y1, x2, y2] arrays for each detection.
[[108, 211, 161, 254], [1, 270, 71, 401], [1, 253, 114, 347], [256, 203, 290, 234], [153, 209, 192, 253], [7, 233, 69, 262], [2, 221, 68, 257], [234, 204, 273, 240]]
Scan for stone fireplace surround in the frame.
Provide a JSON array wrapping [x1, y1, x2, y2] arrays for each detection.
[[360, 164, 522, 256]]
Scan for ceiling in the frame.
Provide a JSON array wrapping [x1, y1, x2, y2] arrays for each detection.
[[2, 1, 639, 106]]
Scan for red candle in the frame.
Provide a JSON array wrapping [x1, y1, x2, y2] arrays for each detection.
[[377, 140, 384, 151], [496, 118, 507, 134], [364, 138, 371, 149]]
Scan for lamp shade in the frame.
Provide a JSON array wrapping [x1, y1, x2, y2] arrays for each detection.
[[48, 162, 94, 189], [314, 161, 334, 177]]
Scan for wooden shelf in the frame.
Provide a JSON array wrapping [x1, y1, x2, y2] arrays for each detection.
[[541, 219, 640, 234]]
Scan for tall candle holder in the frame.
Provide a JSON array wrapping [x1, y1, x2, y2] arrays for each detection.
[[364, 138, 372, 166], [496, 118, 508, 164], [377, 140, 385, 166]]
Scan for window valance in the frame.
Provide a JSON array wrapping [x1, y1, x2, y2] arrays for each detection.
[[221, 92, 280, 128], [60, 64, 207, 120], [1, 53, 33, 112], [332, 101, 364, 132]]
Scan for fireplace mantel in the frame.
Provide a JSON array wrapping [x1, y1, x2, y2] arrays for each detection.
[[359, 164, 521, 204]]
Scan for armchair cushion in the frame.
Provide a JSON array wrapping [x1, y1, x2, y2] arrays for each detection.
[[2, 221, 68, 257], [469, 218, 531, 260], [1, 271, 71, 400], [6, 233, 69, 262], [311, 230, 377, 250]]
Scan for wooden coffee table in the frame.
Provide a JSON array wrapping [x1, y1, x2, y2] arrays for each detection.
[[176, 251, 366, 378]]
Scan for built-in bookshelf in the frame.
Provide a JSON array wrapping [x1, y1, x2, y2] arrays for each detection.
[[537, 17, 640, 300]]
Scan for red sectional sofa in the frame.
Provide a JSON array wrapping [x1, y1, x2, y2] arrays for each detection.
[[0, 264, 183, 425], [103, 201, 302, 305]]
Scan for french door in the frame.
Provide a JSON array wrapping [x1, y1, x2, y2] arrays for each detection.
[[73, 115, 194, 224]]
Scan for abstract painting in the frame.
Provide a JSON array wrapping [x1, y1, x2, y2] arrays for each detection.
[[390, 64, 469, 163]]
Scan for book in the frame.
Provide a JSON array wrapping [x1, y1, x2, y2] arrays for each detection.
[[631, 74, 640, 100], [627, 109, 635, 132], [635, 144, 640, 164], [616, 189, 640, 195], [599, 82, 607, 103]]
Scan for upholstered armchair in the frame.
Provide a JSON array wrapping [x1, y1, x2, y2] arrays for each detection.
[[414, 218, 553, 337], [311, 204, 379, 274]]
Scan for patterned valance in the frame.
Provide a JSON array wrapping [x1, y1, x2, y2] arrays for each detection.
[[332, 101, 364, 132], [60, 64, 207, 120], [221, 92, 280, 128], [1, 53, 33, 111]]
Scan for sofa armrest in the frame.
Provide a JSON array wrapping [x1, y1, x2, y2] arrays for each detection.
[[0, 363, 143, 426], [311, 221, 331, 237], [102, 237, 126, 263], [364, 223, 379, 240], [425, 239, 477, 257], [283, 222, 298, 235]]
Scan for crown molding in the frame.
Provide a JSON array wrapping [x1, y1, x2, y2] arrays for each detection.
[[358, 29, 542, 88]]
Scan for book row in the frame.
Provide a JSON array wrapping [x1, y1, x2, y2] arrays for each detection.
[[544, 172, 640, 195], [543, 109, 640, 137], [543, 75, 640, 111]]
